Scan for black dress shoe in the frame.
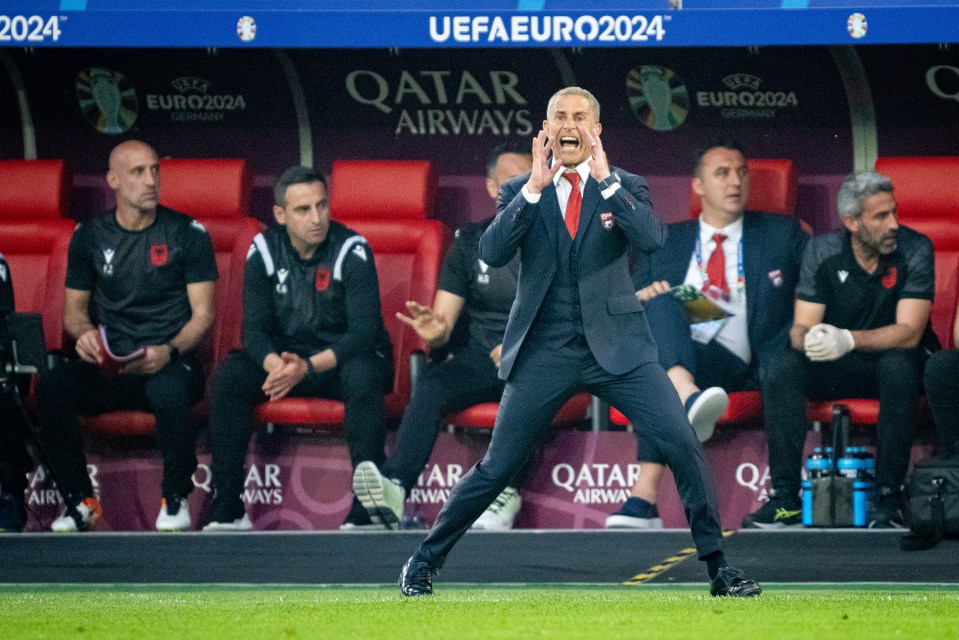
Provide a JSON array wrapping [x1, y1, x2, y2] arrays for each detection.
[[399, 557, 437, 597], [710, 567, 762, 597]]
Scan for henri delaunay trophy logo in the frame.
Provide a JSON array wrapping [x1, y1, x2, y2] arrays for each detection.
[[76, 67, 139, 135], [626, 65, 689, 132]]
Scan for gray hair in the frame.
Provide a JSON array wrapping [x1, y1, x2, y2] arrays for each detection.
[[546, 86, 601, 123], [837, 171, 894, 221]]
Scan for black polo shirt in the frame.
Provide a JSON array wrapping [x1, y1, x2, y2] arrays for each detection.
[[797, 226, 939, 351], [437, 217, 519, 354], [66, 206, 218, 354]]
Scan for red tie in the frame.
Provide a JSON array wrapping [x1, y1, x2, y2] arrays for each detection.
[[562, 172, 582, 238], [705, 233, 729, 293]]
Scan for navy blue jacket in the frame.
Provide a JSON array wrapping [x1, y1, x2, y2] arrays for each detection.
[[480, 167, 666, 380], [633, 211, 807, 369]]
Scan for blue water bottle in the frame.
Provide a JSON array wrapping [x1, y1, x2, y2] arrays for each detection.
[[802, 447, 827, 526], [837, 447, 858, 479], [853, 448, 876, 527]]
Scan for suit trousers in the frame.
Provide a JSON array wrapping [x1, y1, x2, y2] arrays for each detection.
[[637, 295, 756, 464], [37, 357, 204, 505], [415, 336, 725, 568]]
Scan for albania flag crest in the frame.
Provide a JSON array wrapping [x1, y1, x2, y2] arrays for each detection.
[[151, 244, 169, 266], [315, 268, 331, 291], [881, 266, 897, 289]]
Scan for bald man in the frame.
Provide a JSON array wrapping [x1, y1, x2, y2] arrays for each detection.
[[37, 140, 217, 533]]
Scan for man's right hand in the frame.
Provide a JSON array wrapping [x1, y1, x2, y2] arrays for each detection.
[[636, 280, 671, 303], [396, 300, 448, 346], [525, 127, 561, 195], [75, 328, 103, 365]]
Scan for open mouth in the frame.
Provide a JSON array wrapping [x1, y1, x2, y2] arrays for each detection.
[[559, 136, 579, 150]]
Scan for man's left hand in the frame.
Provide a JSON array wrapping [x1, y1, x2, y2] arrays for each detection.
[[582, 125, 611, 183], [804, 323, 855, 362], [120, 345, 170, 375]]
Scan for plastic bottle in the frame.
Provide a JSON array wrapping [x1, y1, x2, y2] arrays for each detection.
[[805, 447, 826, 479], [853, 447, 876, 527], [803, 447, 828, 526], [837, 447, 858, 479]]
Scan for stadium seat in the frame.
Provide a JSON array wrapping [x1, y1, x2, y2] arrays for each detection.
[[875, 156, 959, 349], [610, 158, 803, 431], [0, 160, 75, 353], [446, 393, 592, 432], [80, 158, 260, 437], [253, 160, 450, 430]]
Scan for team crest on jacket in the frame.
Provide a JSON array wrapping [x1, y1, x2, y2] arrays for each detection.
[[151, 244, 169, 266], [600, 212, 615, 230], [881, 266, 897, 289], [315, 268, 331, 291]]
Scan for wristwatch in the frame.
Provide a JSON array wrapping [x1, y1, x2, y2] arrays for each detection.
[[598, 173, 621, 190], [166, 343, 180, 362]]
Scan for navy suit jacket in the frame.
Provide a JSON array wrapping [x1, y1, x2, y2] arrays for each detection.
[[633, 211, 807, 369], [480, 167, 667, 380]]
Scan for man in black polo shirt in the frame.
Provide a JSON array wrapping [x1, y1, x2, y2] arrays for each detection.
[[351, 142, 532, 531], [202, 166, 393, 531], [743, 171, 938, 529], [38, 140, 218, 532]]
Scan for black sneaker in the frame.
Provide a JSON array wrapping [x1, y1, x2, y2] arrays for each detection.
[[710, 566, 762, 597], [605, 497, 663, 529], [0, 492, 27, 533], [741, 496, 802, 529], [339, 496, 385, 530], [399, 556, 436, 597], [868, 489, 906, 529], [202, 497, 251, 532]]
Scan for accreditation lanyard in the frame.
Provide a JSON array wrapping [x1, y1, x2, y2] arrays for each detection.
[[694, 235, 745, 300]]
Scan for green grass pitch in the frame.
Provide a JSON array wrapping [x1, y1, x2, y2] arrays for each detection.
[[1, 584, 957, 640]]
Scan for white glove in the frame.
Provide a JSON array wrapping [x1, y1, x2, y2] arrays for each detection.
[[804, 323, 855, 362]]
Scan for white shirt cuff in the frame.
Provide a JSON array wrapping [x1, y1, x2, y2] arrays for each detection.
[[522, 185, 542, 204], [600, 182, 621, 199]]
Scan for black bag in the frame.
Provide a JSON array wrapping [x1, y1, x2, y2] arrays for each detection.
[[901, 454, 959, 551]]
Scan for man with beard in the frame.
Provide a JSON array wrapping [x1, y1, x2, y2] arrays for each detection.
[[743, 171, 939, 529]]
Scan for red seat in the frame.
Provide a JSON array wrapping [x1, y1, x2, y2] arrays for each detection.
[[806, 157, 959, 431], [80, 159, 259, 437], [611, 159, 803, 430], [448, 394, 592, 431], [254, 160, 450, 430], [876, 156, 959, 350], [0, 160, 74, 353]]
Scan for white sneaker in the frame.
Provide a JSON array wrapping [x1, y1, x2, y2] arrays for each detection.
[[687, 387, 728, 443], [352, 461, 405, 530], [155, 497, 191, 532], [51, 497, 103, 532], [202, 513, 253, 532], [472, 487, 521, 531]]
